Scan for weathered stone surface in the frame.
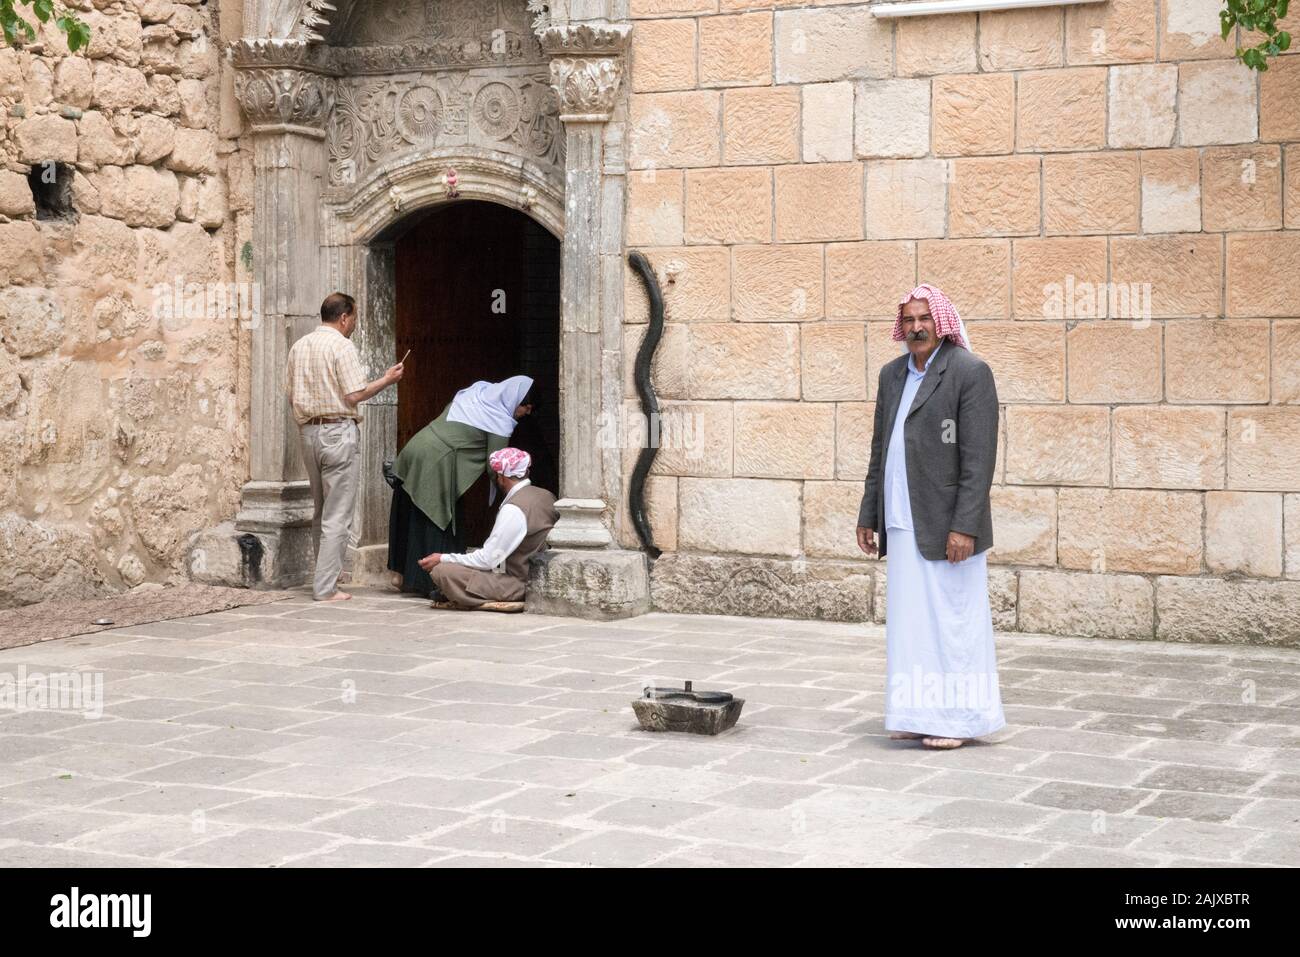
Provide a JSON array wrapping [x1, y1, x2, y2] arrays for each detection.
[[1227, 408, 1300, 491], [803, 480, 866, 560], [630, 17, 697, 93], [826, 241, 916, 319], [92, 61, 151, 111], [1227, 232, 1300, 317], [896, 13, 976, 75], [623, 323, 689, 401], [526, 549, 652, 621], [14, 114, 77, 164], [916, 240, 1010, 319], [1287, 494, 1300, 580], [129, 462, 213, 567], [0, 287, 64, 357], [1160, 0, 1233, 60], [1140, 149, 1201, 233], [1113, 405, 1225, 489], [864, 160, 947, 240], [629, 91, 721, 169], [802, 322, 867, 401], [96, 165, 180, 228], [687, 323, 800, 399], [188, 523, 313, 592], [699, 11, 771, 87], [0, 515, 105, 609], [731, 243, 823, 321], [1206, 492, 1284, 578], [734, 402, 835, 479], [1013, 237, 1108, 319], [1019, 571, 1154, 640], [989, 486, 1056, 565], [948, 156, 1040, 238], [0, 171, 35, 218], [1044, 152, 1140, 235], [54, 56, 93, 109], [1108, 64, 1178, 148], [723, 86, 799, 165], [775, 162, 862, 242], [835, 402, 875, 482], [0, 348, 22, 411], [932, 73, 1014, 156], [632, 692, 745, 735], [854, 79, 929, 159], [1156, 577, 1300, 646], [803, 82, 853, 162], [867, 321, 903, 401], [1164, 319, 1269, 403], [167, 127, 218, 175], [678, 478, 802, 555], [1287, 146, 1300, 229], [637, 399, 732, 478], [1058, 488, 1203, 574], [651, 552, 873, 622], [625, 246, 730, 324], [1005, 406, 1110, 486], [1260, 54, 1300, 142], [971, 321, 1065, 402], [1065, 0, 1158, 64], [1067, 322, 1162, 403], [684, 167, 771, 244], [1276, 320, 1300, 403], [1202, 146, 1282, 232], [774, 8, 891, 83], [1018, 68, 1106, 151], [980, 7, 1063, 69], [1111, 234, 1221, 317], [1178, 59, 1258, 145]]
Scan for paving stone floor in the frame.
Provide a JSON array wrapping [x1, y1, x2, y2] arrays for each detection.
[[2, 588, 1298, 867]]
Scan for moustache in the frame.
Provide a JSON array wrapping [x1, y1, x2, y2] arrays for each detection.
[[906, 329, 931, 342]]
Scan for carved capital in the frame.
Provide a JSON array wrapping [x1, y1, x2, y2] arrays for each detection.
[[542, 22, 630, 122], [230, 40, 338, 136], [540, 22, 631, 57]]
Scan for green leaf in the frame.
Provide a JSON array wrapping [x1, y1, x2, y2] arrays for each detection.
[[1279, 30, 1292, 50]]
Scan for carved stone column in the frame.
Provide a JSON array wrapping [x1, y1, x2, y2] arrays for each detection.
[[541, 22, 628, 549], [226, 39, 338, 585]]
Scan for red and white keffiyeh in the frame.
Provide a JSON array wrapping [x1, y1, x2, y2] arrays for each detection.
[[489, 447, 531, 478], [891, 284, 970, 351]]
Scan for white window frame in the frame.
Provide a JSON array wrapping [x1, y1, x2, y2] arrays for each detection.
[[871, 0, 1106, 17]]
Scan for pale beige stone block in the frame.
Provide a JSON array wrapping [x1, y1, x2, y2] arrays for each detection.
[[1201, 146, 1283, 232], [989, 485, 1057, 565], [92, 62, 151, 111], [1159, 0, 1234, 61], [1165, 319, 1270, 403], [802, 322, 867, 401], [1227, 408, 1300, 491], [678, 477, 802, 556], [1019, 570, 1155, 639], [0, 171, 34, 218], [1017, 68, 1106, 152], [896, 13, 977, 77], [803, 82, 854, 162], [1065, 0, 1159, 64], [979, 8, 1063, 70], [643, 400, 735, 478], [631, 18, 697, 93], [1044, 152, 1140, 235], [14, 114, 77, 164], [684, 167, 772, 244], [774, 8, 892, 83], [1286, 494, 1300, 580], [732, 243, 825, 321], [625, 246, 730, 323], [948, 156, 1041, 238], [1275, 320, 1300, 403], [54, 56, 93, 109], [1227, 232, 1300, 317], [1066, 322, 1162, 403], [1206, 491, 1284, 577], [854, 78, 930, 159], [1156, 576, 1300, 645], [867, 320, 904, 401], [632, 0, 717, 14], [688, 323, 801, 398], [1178, 59, 1258, 146], [1005, 405, 1110, 486], [629, 91, 722, 169], [642, 475, 679, 552], [933, 73, 1014, 156], [167, 127, 217, 175], [1058, 488, 1203, 574], [864, 159, 947, 240], [1108, 64, 1178, 149], [1013, 237, 1109, 320], [722, 87, 800, 165], [916, 239, 1010, 320], [1140, 149, 1201, 233], [835, 401, 875, 481], [804, 480, 869, 559], [1260, 54, 1300, 142], [77, 111, 134, 167], [623, 322, 690, 400], [1113, 405, 1226, 489], [1287, 146, 1300, 229], [1111, 234, 1222, 317], [826, 241, 916, 319], [971, 321, 1066, 402], [734, 401, 836, 479], [97, 165, 180, 229], [627, 170, 685, 247], [699, 12, 772, 88], [775, 162, 863, 242]]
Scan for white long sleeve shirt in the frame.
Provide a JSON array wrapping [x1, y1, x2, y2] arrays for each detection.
[[884, 341, 942, 533], [442, 479, 531, 572]]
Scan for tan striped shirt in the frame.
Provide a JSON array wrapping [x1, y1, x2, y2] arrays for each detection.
[[286, 325, 368, 425]]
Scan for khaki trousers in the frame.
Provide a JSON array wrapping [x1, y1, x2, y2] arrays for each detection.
[[300, 420, 360, 599]]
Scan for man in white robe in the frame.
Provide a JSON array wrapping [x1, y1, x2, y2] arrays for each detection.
[[855, 284, 1005, 749]]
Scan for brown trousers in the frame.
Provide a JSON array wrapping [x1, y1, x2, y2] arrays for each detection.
[[430, 562, 525, 608]]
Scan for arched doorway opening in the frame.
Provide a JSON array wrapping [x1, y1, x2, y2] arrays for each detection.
[[391, 200, 561, 548]]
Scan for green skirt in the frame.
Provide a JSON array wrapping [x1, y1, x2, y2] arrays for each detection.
[[391, 408, 508, 536]]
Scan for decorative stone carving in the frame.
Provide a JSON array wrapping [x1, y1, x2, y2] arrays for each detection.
[[540, 23, 630, 122], [229, 38, 338, 135], [651, 554, 875, 623]]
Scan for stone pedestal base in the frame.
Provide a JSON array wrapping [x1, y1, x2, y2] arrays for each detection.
[[650, 553, 875, 622], [526, 548, 651, 620], [548, 499, 614, 547], [349, 544, 393, 588], [186, 521, 314, 590]]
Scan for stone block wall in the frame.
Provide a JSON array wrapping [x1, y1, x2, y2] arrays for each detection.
[[0, 0, 250, 607], [621, 0, 1300, 645]]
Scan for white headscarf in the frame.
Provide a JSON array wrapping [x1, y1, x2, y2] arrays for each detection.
[[446, 376, 533, 437]]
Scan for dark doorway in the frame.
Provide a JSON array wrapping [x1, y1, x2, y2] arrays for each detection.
[[393, 201, 560, 548]]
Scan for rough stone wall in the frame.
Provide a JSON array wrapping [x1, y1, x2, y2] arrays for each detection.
[[621, 0, 1300, 644], [0, 0, 251, 607]]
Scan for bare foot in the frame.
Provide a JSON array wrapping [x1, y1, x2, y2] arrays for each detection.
[[921, 736, 966, 750], [890, 731, 926, 740], [388, 572, 403, 592], [318, 590, 352, 602]]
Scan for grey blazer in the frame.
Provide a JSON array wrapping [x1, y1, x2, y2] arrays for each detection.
[[857, 343, 999, 562]]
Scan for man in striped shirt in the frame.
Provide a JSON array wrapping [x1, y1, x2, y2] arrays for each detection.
[[287, 292, 404, 601]]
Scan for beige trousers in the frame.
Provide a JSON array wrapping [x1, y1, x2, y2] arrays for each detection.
[[300, 420, 360, 599]]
